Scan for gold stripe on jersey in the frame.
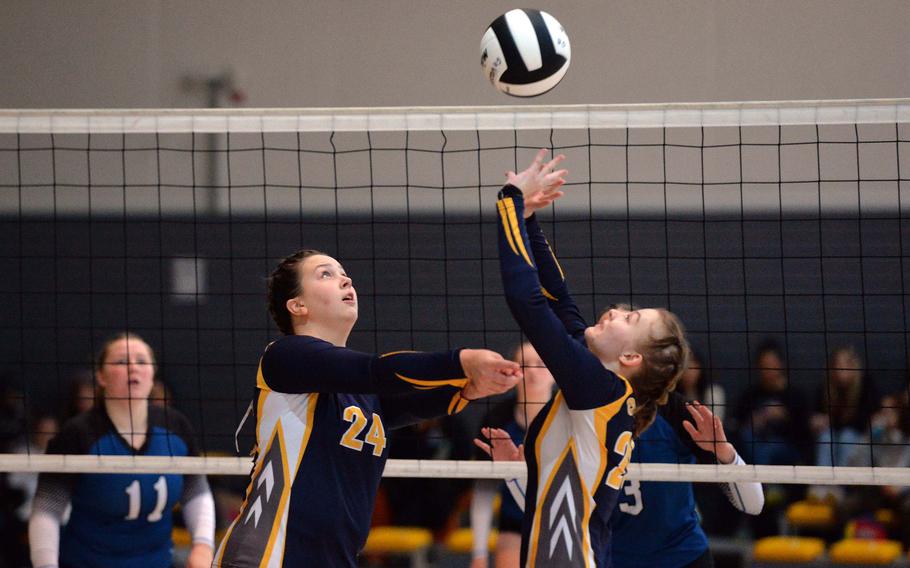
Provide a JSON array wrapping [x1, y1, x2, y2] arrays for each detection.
[[540, 287, 558, 302], [502, 198, 534, 267], [260, 425, 291, 568], [214, 382, 272, 567], [527, 392, 565, 566], [529, 436, 586, 568], [274, 393, 319, 568], [379, 350, 418, 357], [394, 373, 469, 390], [214, 412, 289, 568], [256, 363, 269, 391], [447, 391, 470, 415], [591, 377, 631, 495], [579, 377, 632, 567], [497, 200, 520, 257]]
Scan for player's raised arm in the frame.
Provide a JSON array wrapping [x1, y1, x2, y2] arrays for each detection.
[[496, 157, 623, 410]]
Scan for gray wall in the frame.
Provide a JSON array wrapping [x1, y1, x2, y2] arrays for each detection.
[[2, 2, 908, 453], [1, 1, 908, 109]]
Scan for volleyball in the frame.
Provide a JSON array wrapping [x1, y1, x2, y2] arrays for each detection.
[[480, 8, 571, 97]]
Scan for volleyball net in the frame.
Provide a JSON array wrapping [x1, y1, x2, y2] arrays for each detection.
[[1, 100, 909, 485]]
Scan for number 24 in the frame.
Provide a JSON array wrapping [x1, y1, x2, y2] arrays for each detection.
[[340, 406, 387, 456]]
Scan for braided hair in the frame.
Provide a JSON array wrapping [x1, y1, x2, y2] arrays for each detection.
[[629, 309, 689, 436]]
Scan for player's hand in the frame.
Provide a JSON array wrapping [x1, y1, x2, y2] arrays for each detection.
[[474, 427, 524, 462], [460, 349, 521, 400], [682, 401, 736, 464], [506, 148, 568, 218], [186, 542, 214, 568]]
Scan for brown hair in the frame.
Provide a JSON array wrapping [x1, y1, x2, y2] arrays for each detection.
[[93, 332, 157, 402], [824, 345, 864, 428], [629, 309, 689, 436], [267, 249, 327, 335], [95, 332, 156, 372]]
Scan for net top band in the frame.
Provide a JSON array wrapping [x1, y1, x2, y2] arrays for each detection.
[[2, 99, 909, 133]]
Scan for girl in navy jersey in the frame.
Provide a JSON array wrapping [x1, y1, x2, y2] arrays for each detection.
[[29, 333, 216, 568], [479, 150, 689, 568], [213, 250, 521, 568]]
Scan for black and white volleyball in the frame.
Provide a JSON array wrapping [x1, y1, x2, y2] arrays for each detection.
[[480, 9, 571, 97]]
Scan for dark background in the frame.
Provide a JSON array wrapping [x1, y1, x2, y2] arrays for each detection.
[[3, 209, 908, 452]]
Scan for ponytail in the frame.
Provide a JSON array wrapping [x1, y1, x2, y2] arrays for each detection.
[[631, 310, 689, 437]]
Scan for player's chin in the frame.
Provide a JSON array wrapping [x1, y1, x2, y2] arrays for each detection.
[[128, 384, 153, 399]]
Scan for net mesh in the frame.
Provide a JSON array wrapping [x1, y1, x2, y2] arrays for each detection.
[[1, 101, 909, 486]]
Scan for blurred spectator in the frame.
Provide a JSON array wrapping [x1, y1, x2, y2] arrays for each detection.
[[844, 390, 910, 546], [730, 341, 811, 537], [811, 346, 879, 468], [0, 372, 26, 452], [675, 348, 726, 421], [63, 369, 96, 420], [732, 341, 811, 467], [150, 377, 173, 408], [871, 391, 910, 469], [675, 349, 739, 537]]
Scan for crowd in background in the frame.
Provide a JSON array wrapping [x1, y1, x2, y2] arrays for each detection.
[[0, 338, 908, 566]]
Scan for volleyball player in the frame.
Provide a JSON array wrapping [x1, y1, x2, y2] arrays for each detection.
[[470, 342, 555, 568], [29, 333, 216, 568], [481, 149, 689, 567], [611, 394, 764, 568], [213, 250, 522, 567]]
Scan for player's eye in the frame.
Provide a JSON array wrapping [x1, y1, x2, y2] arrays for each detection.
[[320, 270, 332, 278]]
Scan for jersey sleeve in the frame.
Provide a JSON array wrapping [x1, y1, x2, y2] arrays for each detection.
[[379, 385, 467, 429], [259, 335, 467, 396], [525, 214, 588, 341], [497, 185, 627, 410]]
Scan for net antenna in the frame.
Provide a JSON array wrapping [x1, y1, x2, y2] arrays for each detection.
[[1, 99, 909, 488]]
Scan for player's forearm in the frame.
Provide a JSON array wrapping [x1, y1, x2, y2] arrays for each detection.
[[183, 490, 216, 548], [471, 480, 497, 559], [496, 187, 559, 336], [714, 441, 736, 465], [262, 336, 466, 394], [29, 511, 60, 568], [497, 186, 621, 408], [525, 214, 588, 340]]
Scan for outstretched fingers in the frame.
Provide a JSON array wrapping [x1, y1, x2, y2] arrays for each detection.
[[475, 427, 522, 461]]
